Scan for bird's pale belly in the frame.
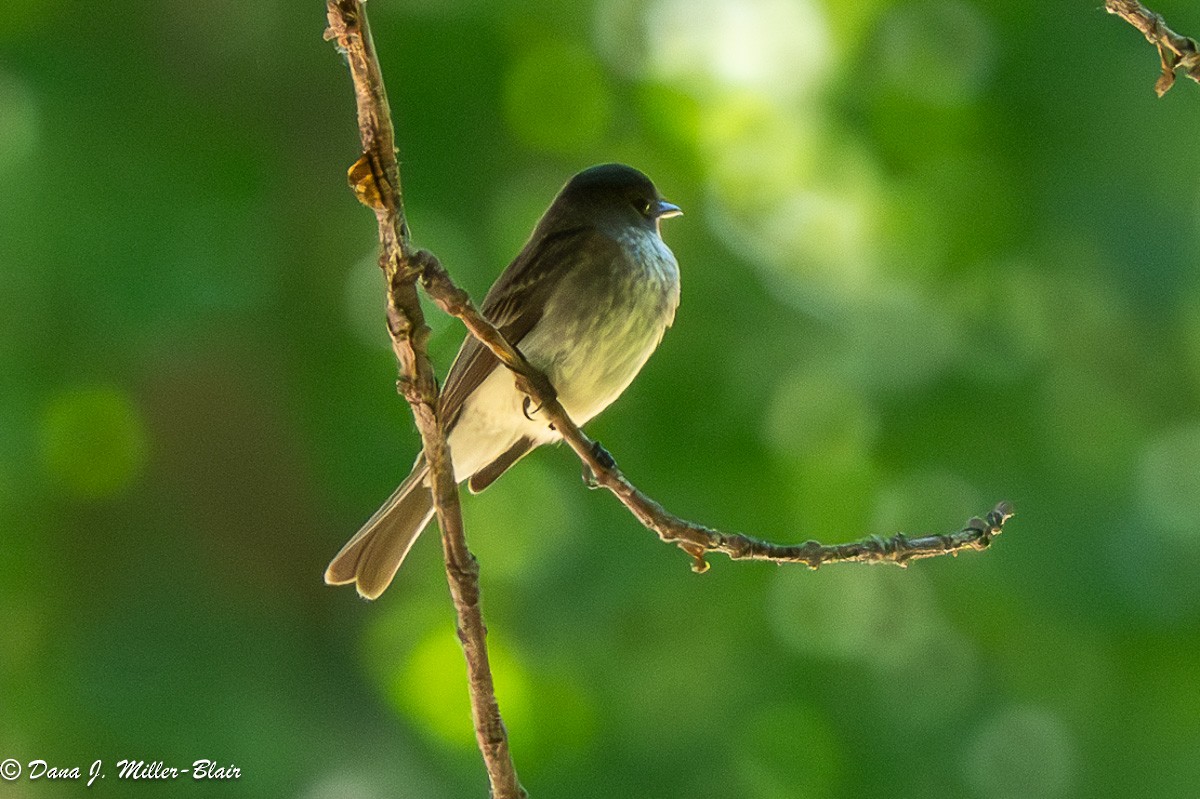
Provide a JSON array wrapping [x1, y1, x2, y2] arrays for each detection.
[[447, 225, 679, 483], [446, 298, 668, 481]]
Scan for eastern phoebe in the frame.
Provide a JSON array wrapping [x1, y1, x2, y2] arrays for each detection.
[[326, 163, 683, 599]]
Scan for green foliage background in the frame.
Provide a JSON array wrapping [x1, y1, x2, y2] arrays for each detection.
[[2, 1, 1199, 797]]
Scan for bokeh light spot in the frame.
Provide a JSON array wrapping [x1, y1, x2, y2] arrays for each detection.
[[1040, 365, 1142, 483], [762, 189, 878, 289], [40, 385, 148, 499], [873, 470, 981, 534], [764, 369, 877, 461], [592, 0, 653, 78], [298, 773, 389, 799], [645, 0, 833, 100], [952, 261, 1053, 384], [822, 0, 892, 53], [503, 41, 613, 155], [510, 674, 599, 771], [877, 1, 997, 106], [963, 705, 1076, 799], [0, 72, 40, 175], [700, 98, 823, 199], [1137, 423, 1200, 540], [768, 565, 938, 665], [765, 369, 879, 534], [461, 458, 570, 583], [870, 626, 979, 727], [842, 290, 962, 394], [394, 625, 531, 751], [705, 128, 887, 306]]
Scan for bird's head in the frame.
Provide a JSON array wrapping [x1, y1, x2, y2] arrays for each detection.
[[547, 163, 682, 237]]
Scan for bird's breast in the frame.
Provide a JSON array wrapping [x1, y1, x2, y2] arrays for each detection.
[[521, 227, 679, 425]]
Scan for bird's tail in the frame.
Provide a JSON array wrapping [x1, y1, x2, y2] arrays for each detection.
[[324, 457, 435, 600]]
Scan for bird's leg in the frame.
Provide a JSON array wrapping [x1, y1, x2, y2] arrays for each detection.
[[591, 439, 616, 469], [582, 440, 616, 488]]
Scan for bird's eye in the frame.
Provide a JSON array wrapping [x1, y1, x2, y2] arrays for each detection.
[[634, 198, 653, 217]]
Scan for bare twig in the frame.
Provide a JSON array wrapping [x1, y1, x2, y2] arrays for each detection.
[[1106, 0, 1200, 96], [323, 3, 525, 797], [416, 252, 1014, 574]]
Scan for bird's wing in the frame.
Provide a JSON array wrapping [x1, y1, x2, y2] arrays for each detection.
[[467, 436, 535, 493], [438, 225, 620, 429]]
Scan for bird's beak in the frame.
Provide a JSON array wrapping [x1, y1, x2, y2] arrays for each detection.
[[653, 200, 683, 219]]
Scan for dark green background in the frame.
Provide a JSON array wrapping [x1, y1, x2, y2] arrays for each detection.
[[2, 1, 1198, 797]]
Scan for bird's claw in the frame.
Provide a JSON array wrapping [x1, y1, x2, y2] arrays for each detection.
[[522, 396, 542, 421]]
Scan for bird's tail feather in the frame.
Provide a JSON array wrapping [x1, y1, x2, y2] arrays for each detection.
[[324, 458, 435, 600]]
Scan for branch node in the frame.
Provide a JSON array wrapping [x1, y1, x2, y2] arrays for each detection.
[[396, 376, 422, 405], [347, 153, 386, 210], [1106, 0, 1200, 95], [681, 543, 710, 573], [964, 515, 988, 534]]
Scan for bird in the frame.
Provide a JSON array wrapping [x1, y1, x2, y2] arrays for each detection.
[[325, 163, 683, 599]]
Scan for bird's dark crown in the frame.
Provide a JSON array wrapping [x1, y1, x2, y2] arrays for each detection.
[[562, 164, 660, 202], [545, 163, 675, 235]]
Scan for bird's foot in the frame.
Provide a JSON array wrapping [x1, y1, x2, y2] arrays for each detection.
[[581, 440, 616, 489], [591, 440, 616, 469], [515, 371, 559, 432], [522, 396, 542, 421]]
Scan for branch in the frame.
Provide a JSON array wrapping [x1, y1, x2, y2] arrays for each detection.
[[323, 3, 525, 798], [1106, 0, 1200, 96], [325, 4, 1011, 795], [416, 252, 1014, 574]]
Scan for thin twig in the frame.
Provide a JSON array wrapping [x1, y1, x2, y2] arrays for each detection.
[[1105, 0, 1200, 96], [416, 252, 1014, 574], [323, 3, 526, 798]]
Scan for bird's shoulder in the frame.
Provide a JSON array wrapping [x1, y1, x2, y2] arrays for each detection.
[[482, 224, 624, 324]]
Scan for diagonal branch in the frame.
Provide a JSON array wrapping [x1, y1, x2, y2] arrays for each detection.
[[1105, 0, 1200, 96], [323, 3, 525, 798], [415, 252, 1013, 573]]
